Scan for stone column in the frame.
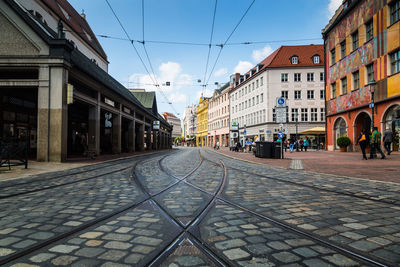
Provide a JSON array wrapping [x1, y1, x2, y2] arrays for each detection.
[[88, 103, 100, 155], [128, 119, 135, 152], [146, 127, 151, 150], [37, 65, 50, 161], [112, 112, 121, 154], [44, 66, 68, 162]]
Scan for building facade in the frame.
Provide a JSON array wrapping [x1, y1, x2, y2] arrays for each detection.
[[183, 104, 197, 138], [0, 0, 171, 162], [196, 96, 209, 147], [208, 83, 230, 147], [323, 0, 400, 151], [229, 45, 326, 147], [162, 112, 181, 140]]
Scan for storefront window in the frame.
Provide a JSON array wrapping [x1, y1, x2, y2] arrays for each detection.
[[384, 105, 400, 152]]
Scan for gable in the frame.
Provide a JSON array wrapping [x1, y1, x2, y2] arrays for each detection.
[[0, 3, 49, 56]]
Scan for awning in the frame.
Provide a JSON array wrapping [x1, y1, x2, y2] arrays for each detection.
[[299, 127, 326, 135]]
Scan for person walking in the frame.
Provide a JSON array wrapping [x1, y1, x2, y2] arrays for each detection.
[[371, 127, 385, 159], [357, 129, 368, 160], [383, 128, 393, 155], [289, 139, 294, 153], [303, 137, 309, 152]]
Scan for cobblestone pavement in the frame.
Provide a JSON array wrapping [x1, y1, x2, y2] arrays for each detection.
[[0, 147, 399, 266]]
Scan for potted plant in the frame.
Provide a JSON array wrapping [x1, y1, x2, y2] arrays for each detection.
[[337, 136, 351, 152]]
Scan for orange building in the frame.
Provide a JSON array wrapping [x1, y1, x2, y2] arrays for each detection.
[[322, 0, 400, 151]]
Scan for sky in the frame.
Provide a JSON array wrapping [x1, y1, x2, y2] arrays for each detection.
[[68, 0, 342, 119]]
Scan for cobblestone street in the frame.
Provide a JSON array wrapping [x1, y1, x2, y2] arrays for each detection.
[[0, 147, 399, 266]]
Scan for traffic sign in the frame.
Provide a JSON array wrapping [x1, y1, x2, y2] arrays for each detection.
[[277, 97, 286, 107], [278, 131, 284, 138], [243, 130, 247, 135], [276, 107, 287, 123]]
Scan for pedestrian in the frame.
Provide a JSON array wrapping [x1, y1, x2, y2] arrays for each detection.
[[371, 127, 385, 159], [80, 133, 88, 156], [356, 129, 368, 160], [284, 139, 288, 152], [300, 138, 304, 152], [303, 137, 309, 152], [289, 139, 294, 153], [383, 128, 393, 155], [216, 141, 220, 150]]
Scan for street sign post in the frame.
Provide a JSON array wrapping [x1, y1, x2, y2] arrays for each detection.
[[276, 107, 287, 123], [278, 131, 284, 159]]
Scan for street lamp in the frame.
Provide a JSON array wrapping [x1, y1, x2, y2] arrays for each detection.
[[295, 111, 299, 152], [367, 78, 377, 159]]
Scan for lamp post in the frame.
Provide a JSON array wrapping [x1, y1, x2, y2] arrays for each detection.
[[295, 111, 299, 152], [368, 79, 377, 159]]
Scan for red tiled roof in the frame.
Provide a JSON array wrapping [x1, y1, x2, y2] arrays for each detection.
[[41, 0, 107, 60], [162, 112, 178, 119]]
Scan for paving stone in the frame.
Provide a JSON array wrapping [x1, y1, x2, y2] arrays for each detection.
[[348, 240, 381, 252], [0, 248, 15, 256], [124, 253, 144, 264], [70, 259, 101, 267], [0, 237, 21, 246], [102, 233, 133, 241], [293, 247, 318, 258], [131, 245, 155, 254], [12, 239, 37, 248], [51, 255, 78, 266], [74, 247, 105, 257], [29, 253, 56, 263], [272, 251, 300, 263], [27, 232, 54, 240], [9, 264, 39, 267], [303, 258, 330, 266], [68, 238, 86, 245], [367, 236, 392, 246], [0, 228, 17, 234], [245, 236, 266, 243], [104, 241, 132, 250], [115, 227, 133, 233], [323, 254, 359, 266], [100, 263, 130, 267], [267, 241, 291, 250], [98, 250, 128, 261], [223, 248, 251, 260], [175, 255, 205, 266], [225, 231, 246, 239], [343, 223, 368, 230], [215, 239, 247, 249], [79, 232, 104, 239], [284, 239, 314, 247], [132, 236, 163, 246], [245, 244, 272, 255], [49, 245, 80, 254]]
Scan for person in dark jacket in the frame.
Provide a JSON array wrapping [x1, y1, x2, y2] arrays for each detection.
[[357, 129, 368, 160], [383, 128, 393, 155]]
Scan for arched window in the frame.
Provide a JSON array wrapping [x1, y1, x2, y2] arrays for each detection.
[[334, 117, 348, 149]]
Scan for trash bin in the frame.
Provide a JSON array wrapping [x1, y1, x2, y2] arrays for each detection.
[[256, 141, 273, 158], [272, 142, 282, 159]]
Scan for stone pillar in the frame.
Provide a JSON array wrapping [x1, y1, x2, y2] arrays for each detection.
[[88, 103, 100, 155], [37, 66, 68, 162], [128, 119, 135, 152], [112, 112, 121, 154], [146, 127, 151, 150], [37, 65, 50, 161], [139, 122, 145, 151]]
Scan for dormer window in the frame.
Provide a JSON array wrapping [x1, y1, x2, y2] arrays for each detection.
[[291, 56, 298, 64], [313, 55, 320, 64]]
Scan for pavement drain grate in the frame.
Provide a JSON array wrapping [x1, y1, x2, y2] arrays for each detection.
[[290, 159, 304, 170]]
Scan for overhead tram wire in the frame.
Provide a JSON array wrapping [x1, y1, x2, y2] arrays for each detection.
[[205, 0, 256, 87], [202, 0, 218, 94], [105, 0, 178, 114], [140, 0, 179, 115]]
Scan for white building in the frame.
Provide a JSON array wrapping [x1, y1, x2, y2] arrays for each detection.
[[162, 112, 181, 139], [208, 83, 230, 147], [230, 45, 326, 147], [183, 104, 197, 138]]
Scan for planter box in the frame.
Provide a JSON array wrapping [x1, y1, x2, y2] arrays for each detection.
[[340, 147, 347, 152]]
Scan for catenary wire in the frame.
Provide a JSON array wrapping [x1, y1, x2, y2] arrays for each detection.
[[202, 0, 218, 92]]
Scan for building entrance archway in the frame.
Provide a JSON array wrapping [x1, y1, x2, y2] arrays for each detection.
[[353, 112, 371, 150], [383, 104, 400, 152], [334, 117, 348, 150]]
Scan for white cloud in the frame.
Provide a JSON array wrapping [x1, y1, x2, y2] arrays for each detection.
[[196, 89, 213, 100], [168, 92, 187, 103], [233, 61, 253, 74], [252, 45, 274, 62], [214, 68, 228, 77], [328, 0, 342, 17]]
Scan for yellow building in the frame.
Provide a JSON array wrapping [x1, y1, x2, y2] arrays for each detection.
[[196, 96, 210, 147]]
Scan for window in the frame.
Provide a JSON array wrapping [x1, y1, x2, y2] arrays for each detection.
[[352, 31, 359, 51], [256, 95, 259, 104], [263, 109, 266, 122], [390, 0, 400, 25], [307, 73, 314, 82], [245, 101, 247, 109], [272, 109, 276, 122], [281, 73, 288, 82], [252, 97, 255, 106], [320, 72, 325, 82], [331, 82, 336, 98], [341, 77, 347, 94], [353, 71, 359, 90], [320, 90, 325, 99], [245, 87, 247, 94], [390, 50, 400, 74], [260, 77, 264, 86], [367, 63, 374, 82], [320, 108, 325, 121], [341, 41, 346, 58], [307, 90, 314, 99], [256, 80, 259, 88], [294, 73, 301, 82], [294, 90, 301, 100], [311, 108, 318, 122], [313, 55, 320, 64], [252, 82, 255, 90], [291, 108, 298, 122], [291, 56, 298, 64], [366, 20, 373, 41], [281, 91, 288, 99], [331, 48, 336, 64], [301, 108, 308, 122], [261, 93, 264, 103]]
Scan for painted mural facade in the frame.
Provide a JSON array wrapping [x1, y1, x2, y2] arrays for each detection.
[[327, 86, 372, 114]]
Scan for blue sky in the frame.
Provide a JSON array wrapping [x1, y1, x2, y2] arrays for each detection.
[[69, 0, 341, 118]]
